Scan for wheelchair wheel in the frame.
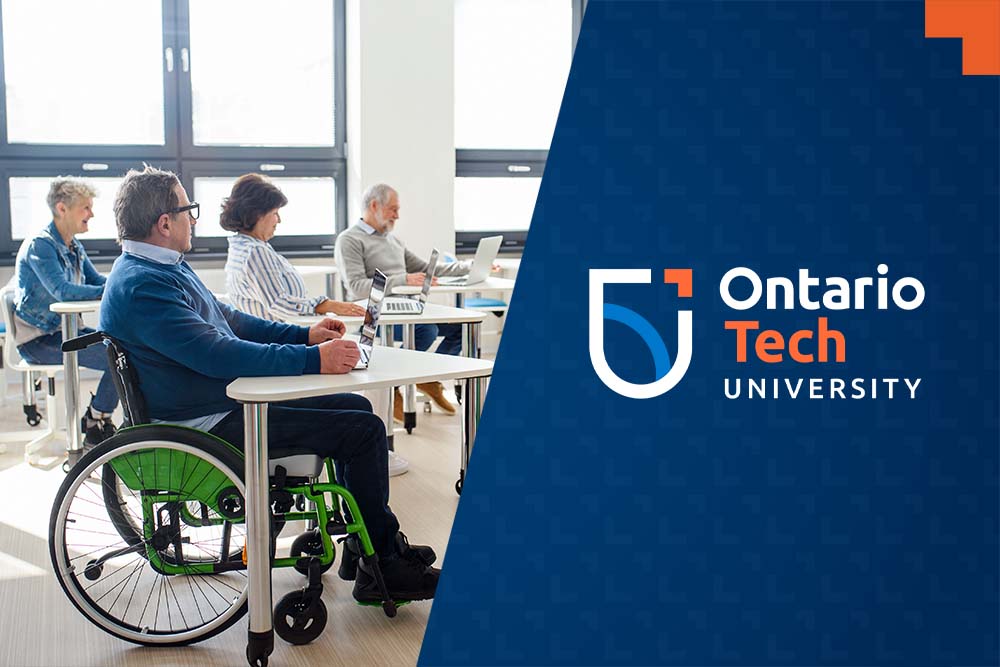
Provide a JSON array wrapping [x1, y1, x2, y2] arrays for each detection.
[[49, 426, 249, 646]]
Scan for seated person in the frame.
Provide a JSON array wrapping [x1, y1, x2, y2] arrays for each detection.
[[13, 178, 118, 444], [222, 173, 364, 321], [335, 183, 470, 416], [100, 166, 438, 602]]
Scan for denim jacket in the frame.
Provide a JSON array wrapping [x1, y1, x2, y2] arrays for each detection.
[[14, 221, 105, 333]]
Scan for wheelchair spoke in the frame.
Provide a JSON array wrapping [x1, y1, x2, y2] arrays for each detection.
[[52, 435, 250, 644], [107, 557, 146, 615]]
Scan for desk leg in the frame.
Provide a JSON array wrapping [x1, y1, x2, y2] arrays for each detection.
[[458, 321, 481, 495], [454, 293, 466, 404], [63, 312, 83, 466], [244, 402, 274, 667], [402, 324, 417, 434], [325, 272, 337, 300], [380, 326, 394, 453]]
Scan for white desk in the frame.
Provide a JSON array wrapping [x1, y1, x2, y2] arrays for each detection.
[[284, 301, 486, 329], [494, 257, 521, 272], [287, 303, 487, 438], [227, 347, 492, 667], [429, 277, 516, 308], [49, 299, 101, 466]]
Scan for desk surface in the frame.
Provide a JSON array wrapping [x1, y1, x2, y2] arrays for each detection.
[[226, 345, 493, 402], [51, 293, 229, 314], [285, 301, 487, 327], [494, 258, 521, 271], [394, 277, 515, 296], [50, 300, 102, 314], [291, 264, 337, 277]]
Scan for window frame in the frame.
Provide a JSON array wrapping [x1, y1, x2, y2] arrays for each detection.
[[454, 0, 585, 254], [0, 0, 347, 266], [182, 159, 345, 258], [175, 0, 346, 161], [0, 0, 180, 160], [0, 158, 180, 262]]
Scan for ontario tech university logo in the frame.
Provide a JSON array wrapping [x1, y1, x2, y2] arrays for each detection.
[[588, 269, 693, 399]]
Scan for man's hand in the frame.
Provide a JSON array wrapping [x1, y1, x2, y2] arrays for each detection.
[[405, 272, 426, 286], [308, 318, 346, 345], [319, 339, 360, 374]]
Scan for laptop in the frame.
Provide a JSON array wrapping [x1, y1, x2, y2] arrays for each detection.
[[383, 249, 439, 315], [436, 235, 503, 286], [355, 269, 387, 369]]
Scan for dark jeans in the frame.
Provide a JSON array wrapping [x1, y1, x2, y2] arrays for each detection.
[[18, 327, 120, 414], [208, 393, 400, 556], [393, 323, 463, 356]]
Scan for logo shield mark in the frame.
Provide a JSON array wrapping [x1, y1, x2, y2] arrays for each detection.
[[588, 269, 693, 399]]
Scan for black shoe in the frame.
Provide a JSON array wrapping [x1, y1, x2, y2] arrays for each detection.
[[352, 552, 440, 603], [338, 532, 437, 581], [82, 407, 116, 446]]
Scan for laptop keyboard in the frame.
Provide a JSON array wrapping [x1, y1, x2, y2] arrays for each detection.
[[383, 299, 421, 313]]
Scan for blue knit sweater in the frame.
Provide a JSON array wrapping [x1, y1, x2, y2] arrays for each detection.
[[100, 252, 320, 421]]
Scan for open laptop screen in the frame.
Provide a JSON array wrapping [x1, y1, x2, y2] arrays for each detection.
[[358, 269, 386, 366], [419, 249, 440, 302]]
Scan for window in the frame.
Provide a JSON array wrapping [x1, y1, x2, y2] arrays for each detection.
[[186, 0, 338, 150], [454, 0, 584, 252], [2, 0, 166, 147], [454, 177, 542, 234], [0, 0, 346, 264], [194, 177, 337, 238], [9, 176, 124, 241]]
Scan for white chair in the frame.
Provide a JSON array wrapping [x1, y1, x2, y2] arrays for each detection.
[[0, 286, 65, 463]]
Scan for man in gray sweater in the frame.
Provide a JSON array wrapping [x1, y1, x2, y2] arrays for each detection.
[[335, 183, 470, 416]]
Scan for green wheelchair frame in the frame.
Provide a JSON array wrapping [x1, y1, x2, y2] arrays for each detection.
[[50, 331, 397, 653], [102, 432, 375, 576]]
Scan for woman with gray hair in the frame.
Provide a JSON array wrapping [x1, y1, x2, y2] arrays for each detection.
[[12, 178, 119, 446]]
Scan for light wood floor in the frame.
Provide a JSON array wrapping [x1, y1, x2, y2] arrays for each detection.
[[0, 378, 466, 667]]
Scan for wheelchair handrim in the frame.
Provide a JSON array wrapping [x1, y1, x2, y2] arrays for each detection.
[[52, 439, 249, 645]]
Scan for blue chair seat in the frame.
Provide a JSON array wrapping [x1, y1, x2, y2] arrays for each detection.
[[464, 297, 507, 309]]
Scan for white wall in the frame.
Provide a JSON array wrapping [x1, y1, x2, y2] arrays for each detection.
[[347, 0, 456, 260]]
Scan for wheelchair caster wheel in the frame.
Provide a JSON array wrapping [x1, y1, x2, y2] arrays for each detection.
[[83, 559, 103, 581], [290, 529, 333, 576], [274, 591, 327, 645], [455, 477, 463, 495]]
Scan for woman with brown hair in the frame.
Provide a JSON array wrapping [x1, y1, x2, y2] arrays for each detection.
[[222, 173, 364, 320]]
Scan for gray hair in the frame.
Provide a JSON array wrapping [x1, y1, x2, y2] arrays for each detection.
[[113, 165, 181, 242], [361, 183, 396, 210], [47, 179, 98, 215]]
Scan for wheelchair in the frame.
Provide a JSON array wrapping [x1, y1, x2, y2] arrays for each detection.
[[48, 331, 398, 652]]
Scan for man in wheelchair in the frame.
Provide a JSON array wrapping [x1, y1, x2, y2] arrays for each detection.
[[99, 165, 439, 605]]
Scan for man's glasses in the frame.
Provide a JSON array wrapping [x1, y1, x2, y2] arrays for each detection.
[[161, 202, 200, 220]]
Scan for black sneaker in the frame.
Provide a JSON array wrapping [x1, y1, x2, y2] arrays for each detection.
[[338, 532, 437, 581], [82, 407, 116, 446], [352, 552, 440, 603]]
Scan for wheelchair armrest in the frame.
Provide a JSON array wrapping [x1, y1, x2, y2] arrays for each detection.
[[62, 331, 105, 353]]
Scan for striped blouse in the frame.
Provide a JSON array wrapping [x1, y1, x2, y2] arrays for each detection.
[[224, 234, 326, 321]]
